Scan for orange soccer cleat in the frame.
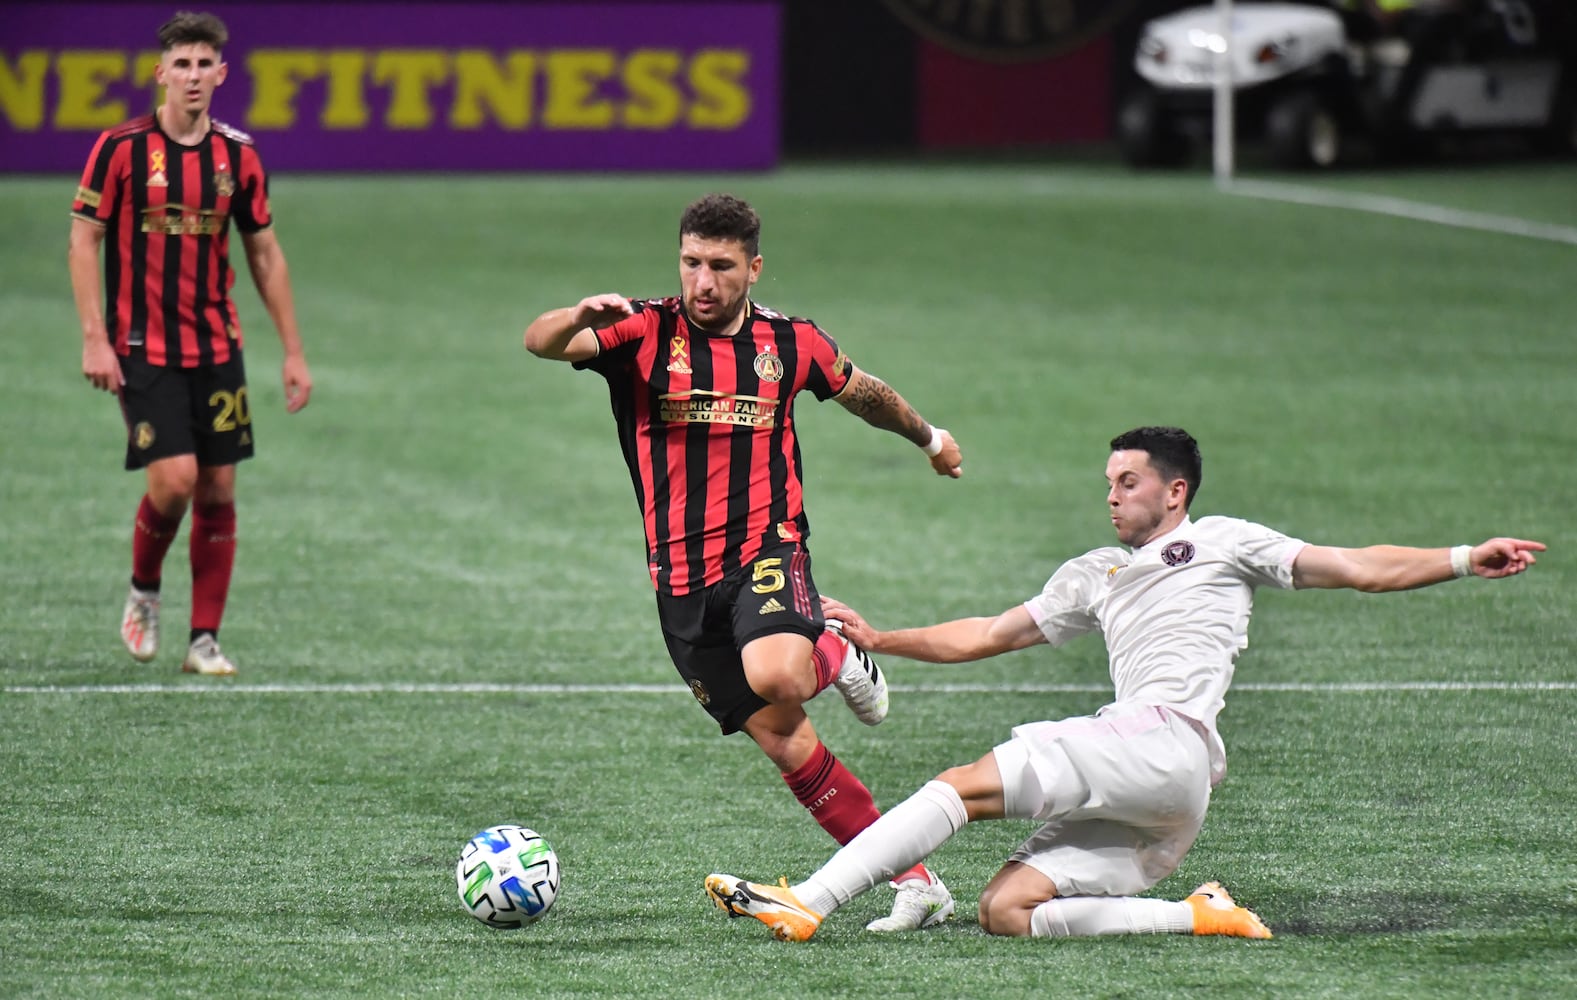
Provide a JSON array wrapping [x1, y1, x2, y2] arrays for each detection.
[[1186, 881, 1273, 939]]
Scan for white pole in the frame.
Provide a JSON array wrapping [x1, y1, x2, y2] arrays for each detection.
[[1213, 0, 1234, 189]]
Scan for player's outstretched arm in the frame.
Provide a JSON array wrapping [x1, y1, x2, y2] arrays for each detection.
[[1292, 537, 1545, 593], [523, 294, 632, 362], [821, 596, 1043, 663], [832, 366, 962, 477]]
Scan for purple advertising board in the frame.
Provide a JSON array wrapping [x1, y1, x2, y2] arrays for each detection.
[[1, 2, 780, 172]]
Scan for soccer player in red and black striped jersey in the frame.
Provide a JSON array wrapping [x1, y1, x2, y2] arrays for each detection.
[[68, 11, 312, 677], [525, 193, 965, 932]]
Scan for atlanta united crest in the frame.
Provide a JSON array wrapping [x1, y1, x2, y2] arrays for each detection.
[[753, 347, 784, 383]]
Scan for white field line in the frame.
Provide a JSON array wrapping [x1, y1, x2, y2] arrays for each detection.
[[1224, 179, 1577, 246], [3, 681, 1573, 695]]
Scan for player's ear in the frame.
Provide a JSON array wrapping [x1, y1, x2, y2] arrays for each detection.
[[216, 60, 228, 86]]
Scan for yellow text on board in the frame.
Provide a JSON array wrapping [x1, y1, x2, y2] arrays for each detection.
[[0, 48, 753, 131]]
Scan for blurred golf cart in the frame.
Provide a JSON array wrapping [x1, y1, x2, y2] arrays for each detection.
[[1118, 1, 1577, 168]]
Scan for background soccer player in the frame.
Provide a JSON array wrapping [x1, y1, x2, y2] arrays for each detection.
[[69, 11, 312, 676], [707, 426, 1544, 942], [524, 193, 964, 932]]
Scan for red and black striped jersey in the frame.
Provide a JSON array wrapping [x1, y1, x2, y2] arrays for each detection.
[[576, 297, 854, 595], [71, 113, 271, 368]]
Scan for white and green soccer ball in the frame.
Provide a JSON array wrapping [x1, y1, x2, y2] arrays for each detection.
[[455, 825, 560, 928]]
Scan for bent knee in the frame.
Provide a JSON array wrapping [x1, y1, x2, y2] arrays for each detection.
[[976, 888, 1035, 937], [149, 469, 198, 502], [933, 757, 1006, 821], [143, 453, 202, 503], [935, 757, 997, 795], [741, 636, 817, 706], [749, 671, 814, 706], [977, 905, 1033, 937], [936, 763, 972, 787]]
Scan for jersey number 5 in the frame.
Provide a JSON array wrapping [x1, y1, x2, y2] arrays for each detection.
[[751, 558, 785, 595]]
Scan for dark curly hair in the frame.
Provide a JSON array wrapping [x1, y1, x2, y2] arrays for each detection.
[[680, 193, 761, 257], [1109, 426, 1202, 509], [158, 11, 228, 52]]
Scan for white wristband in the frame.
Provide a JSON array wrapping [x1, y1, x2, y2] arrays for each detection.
[[923, 426, 946, 457], [1450, 545, 1473, 579]]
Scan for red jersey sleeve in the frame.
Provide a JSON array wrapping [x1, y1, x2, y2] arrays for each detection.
[[802, 321, 852, 400], [574, 299, 659, 373], [71, 130, 126, 224], [572, 297, 662, 374], [596, 298, 661, 352], [232, 143, 272, 233]]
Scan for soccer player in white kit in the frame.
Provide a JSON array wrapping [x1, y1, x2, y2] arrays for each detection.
[[706, 426, 1544, 941]]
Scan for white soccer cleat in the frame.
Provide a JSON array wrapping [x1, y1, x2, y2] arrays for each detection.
[[825, 619, 889, 726], [120, 586, 160, 662], [182, 634, 237, 677], [865, 874, 955, 933]]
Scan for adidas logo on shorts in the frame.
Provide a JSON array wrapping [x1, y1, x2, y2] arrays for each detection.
[[758, 598, 786, 615]]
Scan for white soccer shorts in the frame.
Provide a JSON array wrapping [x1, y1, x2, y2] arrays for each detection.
[[992, 702, 1212, 898]]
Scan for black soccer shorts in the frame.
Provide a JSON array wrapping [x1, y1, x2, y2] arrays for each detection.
[[656, 540, 825, 734], [118, 352, 255, 470]]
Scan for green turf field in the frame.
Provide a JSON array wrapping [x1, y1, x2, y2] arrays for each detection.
[[2, 161, 1574, 998]]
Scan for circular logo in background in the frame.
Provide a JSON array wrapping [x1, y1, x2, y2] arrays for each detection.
[[881, 0, 1142, 61]]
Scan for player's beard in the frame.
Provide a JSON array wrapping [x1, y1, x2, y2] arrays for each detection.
[[684, 293, 746, 334]]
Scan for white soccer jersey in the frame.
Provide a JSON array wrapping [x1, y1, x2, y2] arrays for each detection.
[[1023, 515, 1306, 783]]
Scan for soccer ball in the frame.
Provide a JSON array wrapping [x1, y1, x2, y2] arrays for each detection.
[[455, 824, 561, 928]]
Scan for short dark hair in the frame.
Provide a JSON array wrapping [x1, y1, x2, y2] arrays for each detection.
[[158, 11, 228, 52], [1109, 426, 1202, 509], [680, 193, 761, 257]]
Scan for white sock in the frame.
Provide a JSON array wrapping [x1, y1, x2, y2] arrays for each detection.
[[1030, 897, 1194, 937], [793, 780, 968, 915]]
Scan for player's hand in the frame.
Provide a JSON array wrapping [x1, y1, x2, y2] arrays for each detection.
[[1470, 538, 1545, 578], [82, 338, 122, 392], [572, 293, 635, 331], [929, 429, 962, 478], [282, 353, 313, 413], [821, 596, 878, 649]]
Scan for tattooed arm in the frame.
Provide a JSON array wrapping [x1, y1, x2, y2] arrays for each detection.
[[833, 366, 963, 478]]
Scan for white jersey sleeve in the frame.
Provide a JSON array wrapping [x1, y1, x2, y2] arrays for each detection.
[[1220, 517, 1305, 590], [1023, 547, 1129, 647]]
